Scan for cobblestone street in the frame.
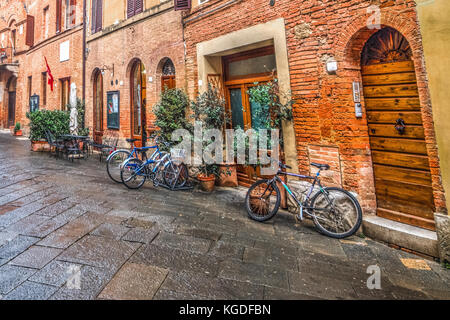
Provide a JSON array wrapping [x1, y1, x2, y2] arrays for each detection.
[[0, 132, 449, 300]]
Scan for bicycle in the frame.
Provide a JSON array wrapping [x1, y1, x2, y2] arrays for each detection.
[[119, 141, 188, 190], [106, 137, 160, 184], [245, 161, 362, 239]]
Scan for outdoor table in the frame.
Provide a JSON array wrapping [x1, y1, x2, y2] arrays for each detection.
[[59, 135, 90, 161]]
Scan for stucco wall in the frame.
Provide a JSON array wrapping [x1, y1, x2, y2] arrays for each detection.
[[416, 0, 450, 211]]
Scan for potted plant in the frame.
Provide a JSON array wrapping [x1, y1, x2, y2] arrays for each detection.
[[12, 122, 22, 136], [197, 164, 220, 192], [153, 88, 193, 151], [216, 163, 238, 187], [191, 84, 230, 192], [26, 110, 70, 152]]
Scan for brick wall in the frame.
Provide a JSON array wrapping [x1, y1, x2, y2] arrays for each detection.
[[85, 6, 185, 145], [183, 0, 446, 214], [0, 0, 84, 131]]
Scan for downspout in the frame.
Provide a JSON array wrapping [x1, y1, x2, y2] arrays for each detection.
[[82, 0, 87, 126]]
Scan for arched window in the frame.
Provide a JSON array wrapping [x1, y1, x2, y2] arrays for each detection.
[[160, 58, 176, 91]]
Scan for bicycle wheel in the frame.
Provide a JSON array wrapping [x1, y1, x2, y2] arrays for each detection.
[[106, 150, 131, 183], [310, 187, 362, 239], [120, 158, 147, 190], [163, 162, 189, 188], [245, 179, 281, 222]]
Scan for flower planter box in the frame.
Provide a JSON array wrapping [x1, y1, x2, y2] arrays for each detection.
[[31, 140, 51, 152], [216, 163, 238, 187], [13, 130, 23, 136]]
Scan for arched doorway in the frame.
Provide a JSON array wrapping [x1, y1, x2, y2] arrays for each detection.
[[7, 76, 17, 128], [130, 60, 147, 147], [160, 58, 176, 92], [93, 69, 104, 144], [361, 27, 435, 230]]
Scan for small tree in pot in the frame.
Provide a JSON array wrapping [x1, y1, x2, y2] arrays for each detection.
[[191, 84, 230, 192]]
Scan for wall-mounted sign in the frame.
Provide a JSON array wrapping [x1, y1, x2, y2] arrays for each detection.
[[107, 91, 120, 129], [30, 94, 39, 112], [60, 40, 70, 62], [352, 81, 361, 103]]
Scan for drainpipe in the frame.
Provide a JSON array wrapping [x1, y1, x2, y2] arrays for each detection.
[[82, 0, 87, 124]]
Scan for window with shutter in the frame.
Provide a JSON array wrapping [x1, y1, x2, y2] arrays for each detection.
[[95, 0, 102, 32], [91, 0, 96, 33], [127, 0, 143, 19], [174, 0, 191, 11], [56, 0, 62, 33], [127, 0, 135, 19], [26, 15, 35, 47], [135, 0, 143, 15]]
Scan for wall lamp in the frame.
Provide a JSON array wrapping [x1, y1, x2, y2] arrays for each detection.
[[100, 64, 114, 77]]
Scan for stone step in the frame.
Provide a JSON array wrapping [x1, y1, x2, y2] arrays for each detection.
[[362, 215, 438, 258]]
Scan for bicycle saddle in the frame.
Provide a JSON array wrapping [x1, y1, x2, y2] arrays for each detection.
[[311, 163, 330, 170], [126, 138, 138, 143]]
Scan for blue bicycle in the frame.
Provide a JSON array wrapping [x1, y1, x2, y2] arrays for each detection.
[[119, 141, 188, 190], [106, 138, 161, 184]]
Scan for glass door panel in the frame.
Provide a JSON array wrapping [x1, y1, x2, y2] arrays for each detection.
[[229, 88, 245, 129]]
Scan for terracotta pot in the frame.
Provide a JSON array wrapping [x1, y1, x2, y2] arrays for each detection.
[[31, 140, 50, 152], [198, 174, 216, 192], [13, 130, 22, 136], [216, 163, 238, 187]]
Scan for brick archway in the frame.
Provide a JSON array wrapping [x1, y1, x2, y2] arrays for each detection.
[[336, 10, 447, 214]]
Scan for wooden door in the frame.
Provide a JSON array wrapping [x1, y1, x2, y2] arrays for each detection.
[[8, 91, 16, 127], [225, 81, 272, 186], [93, 71, 103, 144], [131, 62, 146, 147], [362, 60, 435, 230], [161, 75, 175, 92]]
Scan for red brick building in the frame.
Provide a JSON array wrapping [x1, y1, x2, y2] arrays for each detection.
[[0, 0, 447, 256], [0, 0, 84, 129], [182, 0, 447, 234], [85, 0, 185, 146]]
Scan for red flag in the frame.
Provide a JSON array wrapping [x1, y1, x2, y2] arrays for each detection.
[[44, 57, 54, 91]]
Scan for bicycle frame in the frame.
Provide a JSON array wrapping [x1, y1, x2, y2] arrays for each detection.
[[266, 169, 331, 221]]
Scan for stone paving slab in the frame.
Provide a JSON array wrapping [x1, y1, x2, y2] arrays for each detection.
[[130, 244, 221, 277], [10, 246, 62, 269], [49, 265, 115, 300], [219, 259, 289, 290], [0, 235, 40, 261], [2, 281, 58, 300], [152, 232, 212, 254], [98, 262, 168, 300], [90, 223, 130, 240], [0, 264, 37, 295], [121, 226, 160, 244], [29, 260, 84, 287], [37, 214, 104, 249], [57, 235, 140, 270], [160, 270, 264, 300]]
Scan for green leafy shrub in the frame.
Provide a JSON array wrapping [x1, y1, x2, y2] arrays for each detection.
[[191, 84, 229, 177], [14, 122, 21, 132], [26, 110, 70, 141], [153, 88, 192, 148], [247, 79, 294, 129]]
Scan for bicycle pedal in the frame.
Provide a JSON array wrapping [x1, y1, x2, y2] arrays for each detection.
[[295, 214, 303, 223]]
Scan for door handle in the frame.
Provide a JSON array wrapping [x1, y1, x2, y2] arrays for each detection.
[[394, 118, 406, 135]]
